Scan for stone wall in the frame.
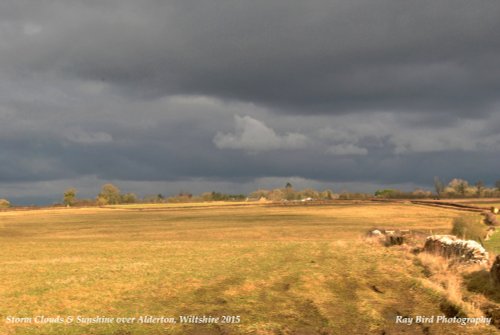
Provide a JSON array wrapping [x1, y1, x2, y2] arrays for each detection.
[[424, 235, 489, 264]]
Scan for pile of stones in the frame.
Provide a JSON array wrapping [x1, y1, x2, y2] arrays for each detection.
[[367, 228, 411, 246], [424, 235, 489, 264]]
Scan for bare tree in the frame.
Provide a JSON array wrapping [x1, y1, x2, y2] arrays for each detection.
[[475, 180, 484, 197], [434, 176, 444, 199], [495, 180, 500, 192]]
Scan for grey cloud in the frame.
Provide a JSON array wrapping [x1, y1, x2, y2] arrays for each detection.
[[63, 128, 113, 144], [213, 115, 309, 152], [314, 112, 500, 155], [326, 144, 368, 156], [2, 1, 500, 115]]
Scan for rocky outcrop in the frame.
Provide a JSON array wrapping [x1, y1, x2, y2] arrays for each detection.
[[367, 228, 410, 246], [385, 230, 407, 246], [424, 235, 489, 264]]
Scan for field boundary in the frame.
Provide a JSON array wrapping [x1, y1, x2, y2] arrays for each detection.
[[410, 200, 488, 213]]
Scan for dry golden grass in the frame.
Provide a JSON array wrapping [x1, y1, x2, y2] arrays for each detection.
[[415, 252, 487, 317], [0, 202, 497, 334]]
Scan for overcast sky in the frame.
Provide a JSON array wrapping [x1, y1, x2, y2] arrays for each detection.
[[1, 1, 500, 204]]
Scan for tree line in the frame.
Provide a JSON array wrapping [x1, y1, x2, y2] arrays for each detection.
[[59, 182, 338, 206], [2, 178, 500, 208], [433, 177, 500, 199]]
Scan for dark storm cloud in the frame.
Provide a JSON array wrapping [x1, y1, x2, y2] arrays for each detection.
[[3, 0, 500, 114], [1, 0, 500, 204]]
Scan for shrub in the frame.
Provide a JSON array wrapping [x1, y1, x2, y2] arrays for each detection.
[[97, 183, 121, 205], [121, 193, 138, 204], [374, 189, 397, 198], [63, 188, 77, 206], [451, 216, 487, 242]]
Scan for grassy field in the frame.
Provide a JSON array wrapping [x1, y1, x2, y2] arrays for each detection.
[[1, 202, 498, 334]]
